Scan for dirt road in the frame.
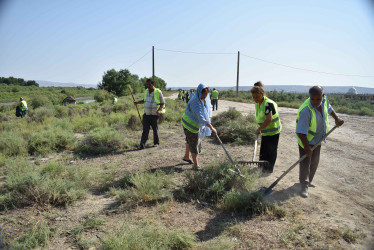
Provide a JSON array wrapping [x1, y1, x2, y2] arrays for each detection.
[[214, 98, 374, 248]]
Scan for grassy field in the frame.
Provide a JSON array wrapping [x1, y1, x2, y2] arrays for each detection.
[[0, 89, 368, 249]]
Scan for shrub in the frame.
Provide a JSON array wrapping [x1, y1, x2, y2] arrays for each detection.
[[183, 162, 259, 204], [54, 105, 69, 118], [0, 131, 28, 156], [29, 94, 52, 109], [129, 170, 173, 202], [75, 127, 123, 155], [0, 160, 88, 210], [27, 107, 54, 122], [11, 220, 54, 249], [94, 90, 113, 102], [212, 108, 257, 144], [127, 115, 141, 130], [101, 219, 197, 250], [28, 129, 75, 155]]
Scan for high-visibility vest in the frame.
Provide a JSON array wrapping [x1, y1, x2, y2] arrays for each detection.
[[181, 112, 199, 133], [255, 97, 281, 136], [20, 100, 28, 111], [296, 97, 329, 148], [211, 90, 218, 100], [144, 88, 166, 114]]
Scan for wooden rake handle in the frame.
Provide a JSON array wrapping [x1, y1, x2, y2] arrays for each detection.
[[128, 86, 142, 122]]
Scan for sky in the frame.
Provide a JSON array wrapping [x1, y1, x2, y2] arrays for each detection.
[[1, 0, 374, 88]]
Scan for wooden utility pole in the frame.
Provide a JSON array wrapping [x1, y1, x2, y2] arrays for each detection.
[[152, 46, 155, 82], [236, 51, 240, 97]]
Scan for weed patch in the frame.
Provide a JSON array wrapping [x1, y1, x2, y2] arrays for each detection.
[[10, 220, 54, 249]]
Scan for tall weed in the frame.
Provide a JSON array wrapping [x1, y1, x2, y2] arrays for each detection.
[[0, 131, 28, 156]]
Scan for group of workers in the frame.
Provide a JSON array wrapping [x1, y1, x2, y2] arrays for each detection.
[[134, 79, 344, 198]]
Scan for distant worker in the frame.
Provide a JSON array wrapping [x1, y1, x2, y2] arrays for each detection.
[[296, 86, 344, 198], [185, 90, 190, 103], [211, 88, 219, 111], [112, 96, 118, 104], [181, 84, 217, 170], [178, 90, 182, 100], [181, 90, 185, 102], [251, 82, 281, 174], [134, 79, 165, 149], [19, 97, 28, 118]]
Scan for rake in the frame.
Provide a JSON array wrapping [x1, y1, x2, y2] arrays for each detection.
[[263, 125, 338, 196], [215, 134, 245, 178], [238, 134, 270, 168]]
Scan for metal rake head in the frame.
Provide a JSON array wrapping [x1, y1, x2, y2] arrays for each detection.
[[237, 160, 270, 169]]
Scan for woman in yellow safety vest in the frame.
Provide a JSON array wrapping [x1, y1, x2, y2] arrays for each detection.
[[251, 82, 282, 173]]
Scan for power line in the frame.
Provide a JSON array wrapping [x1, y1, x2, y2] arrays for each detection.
[[126, 50, 152, 69], [241, 53, 374, 78], [156, 48, 236, 55]]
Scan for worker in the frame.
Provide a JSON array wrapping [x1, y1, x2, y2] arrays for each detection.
[[251, 83, 281, 174], [296, 86, 344, 198], [211, 88, 219, 111], [181, 83, 217, 170], [134, 79, 165, 149], [19, 97, 28, 118]]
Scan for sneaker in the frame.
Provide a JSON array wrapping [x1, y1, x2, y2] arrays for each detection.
[[153, 144, 159, 147], [309, 182, 316, 188], [300, 185, 308, 198], [138, 144, 145, 150]]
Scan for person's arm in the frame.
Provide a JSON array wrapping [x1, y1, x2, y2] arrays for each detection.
[[156, 91, 166, 115], [206, 123, 217, 135], [134, 100, 144, 105], [329, 110, 344, 127], [256, 112, 272, 135], [297, 133, 312, 156]]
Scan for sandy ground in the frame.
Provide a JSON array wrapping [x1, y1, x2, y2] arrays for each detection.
[[1, 93, 373, 249]]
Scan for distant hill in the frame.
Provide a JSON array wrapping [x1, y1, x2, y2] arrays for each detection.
[[171, 85, 374, 94], [36, 80, 97, 88]]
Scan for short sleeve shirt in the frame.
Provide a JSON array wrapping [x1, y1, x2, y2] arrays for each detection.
[[144, 90, 165, 115], [265, 102, 276, 116]]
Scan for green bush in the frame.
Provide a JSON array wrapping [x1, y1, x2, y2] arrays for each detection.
[[129, 170, 173, 202], [183, 162, 259, 204], [29, 94, 52, 109], [127, 115, 141, 130], [101, 219, 197, 250], [75, 127, 123, 155], [54, 105, 69, 118], [28, 129, 75, 155], [212, 108, 257, 144], [94, 90, 113, 102], [11, 220, 54, 249], [27, 107, 54, 122], [0, 131, 28, 156], [0, 160, 88, 210]]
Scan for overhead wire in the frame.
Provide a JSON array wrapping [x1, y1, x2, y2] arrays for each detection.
[[126, 50, 152, 69], [153, 47, 374, 78]]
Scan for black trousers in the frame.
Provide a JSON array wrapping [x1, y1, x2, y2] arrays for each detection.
[[212, 99, 218, 110], [140, 114, 159, 148], [259, 133, 280, 172]]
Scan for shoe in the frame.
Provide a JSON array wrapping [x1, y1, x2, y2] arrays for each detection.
[[182, 158, 193, 164], [138, 144, 145, 150], [300, 185, 308, 198], [153, 144, 159, 147], [309, 182, 316, 188], [192, 165, 202, 171]]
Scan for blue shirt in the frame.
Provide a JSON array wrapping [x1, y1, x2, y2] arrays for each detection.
[[296, 97, 333, 145]]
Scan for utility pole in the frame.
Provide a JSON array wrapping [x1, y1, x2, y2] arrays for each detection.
[[236, 51, 240, 97], [152, 46, 155, 82]]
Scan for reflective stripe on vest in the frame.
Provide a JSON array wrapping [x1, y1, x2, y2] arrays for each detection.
[[181, 112, 199, 133], [255, 97, 281, 136], [144, 88, 166, 114], [296, 97, 329, 148]]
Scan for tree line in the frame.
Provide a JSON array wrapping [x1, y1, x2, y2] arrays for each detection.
[[0, 77, 39, 87]]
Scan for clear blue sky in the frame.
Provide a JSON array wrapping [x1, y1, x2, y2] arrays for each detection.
[[1, 0, 374, 88]]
